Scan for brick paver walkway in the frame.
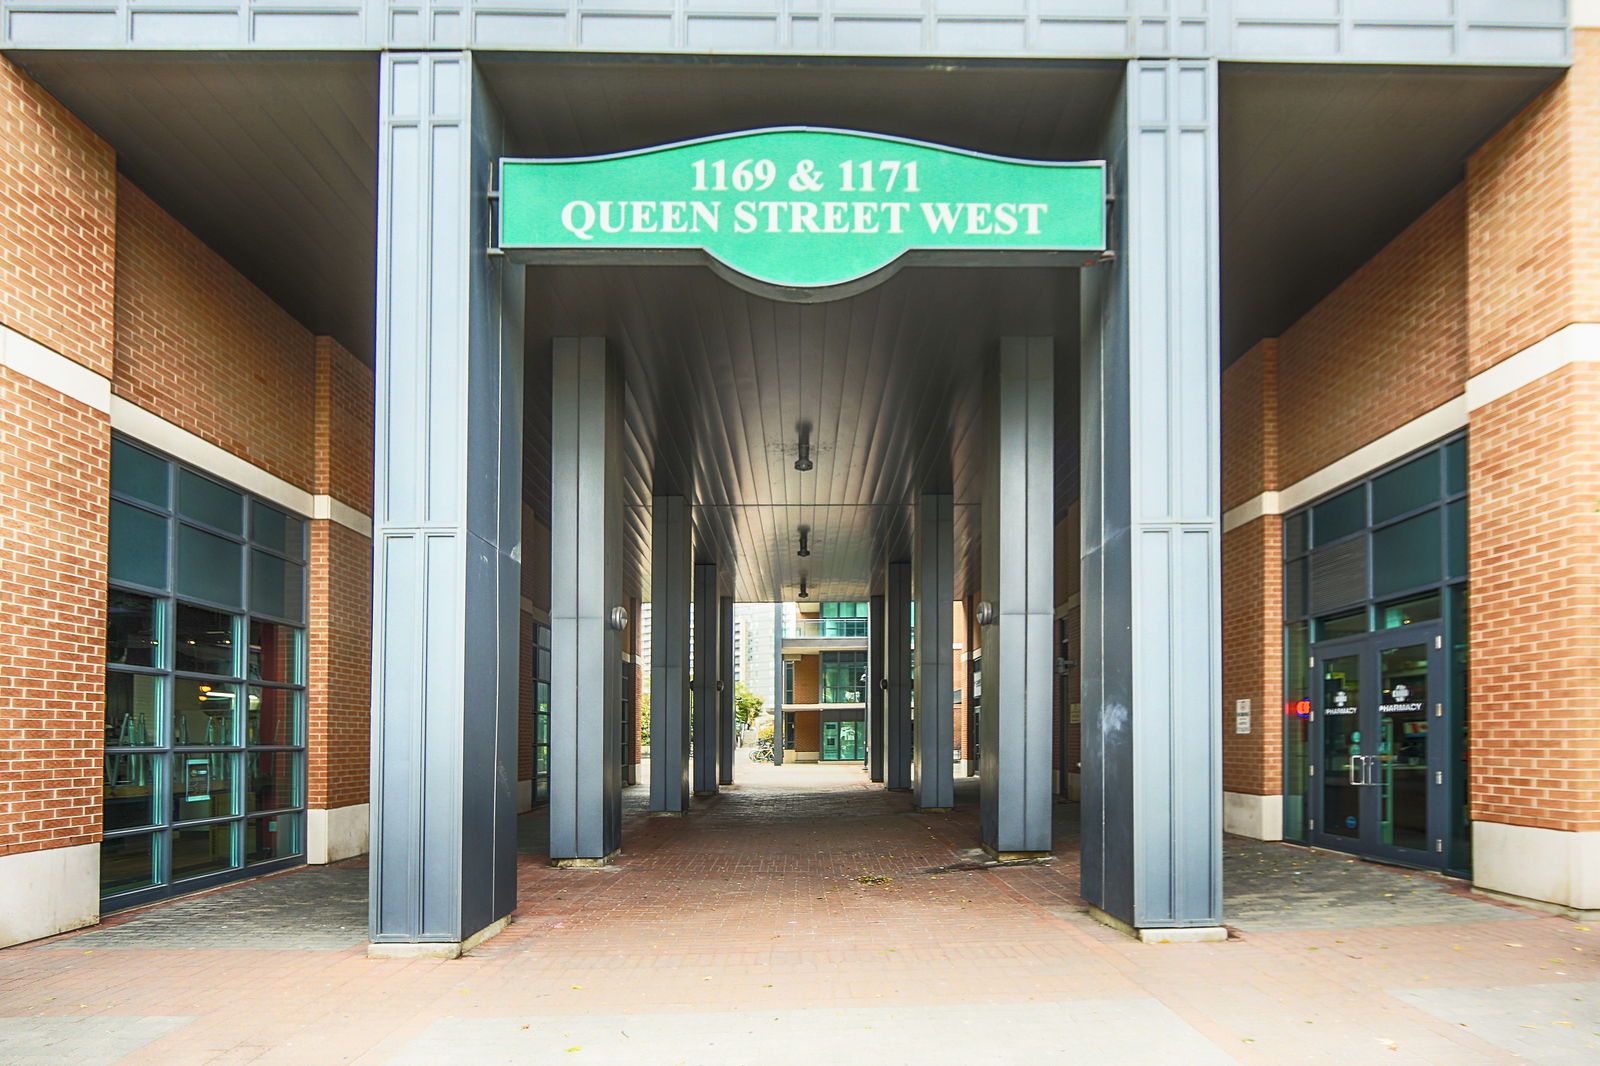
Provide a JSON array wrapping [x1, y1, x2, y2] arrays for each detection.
[[2, 760, 1596, 1064]]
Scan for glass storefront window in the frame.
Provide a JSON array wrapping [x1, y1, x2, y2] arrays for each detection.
[[820, 651, 867, 703], [1312, 486, 1364, 545], [101, 833, 159, 895], [1379, 593, 1441, 629], [172, 824, 237, 881], [109, 501, 169, 589], [171, 752, 239, 823], [105, 438, 306, 908], [175, 604, 237, 676], [248, 687, 303, 747], [106, 673, 161, 747], [1283, 432, 1468, 871], [249, 621, 303, 684], [174, 679, 239, 747], [108, 591, 163, 668]]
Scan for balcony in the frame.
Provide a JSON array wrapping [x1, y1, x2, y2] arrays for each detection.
[[781, 617, 869, 653]]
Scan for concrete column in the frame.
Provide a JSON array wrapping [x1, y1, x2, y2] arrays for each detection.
[[548, 337, 622, 865], [772, 602, 785, 767], [718, 595, 736, 785], [884, 562, 913, 790], [370, 51, 522, 955], [1080, 60, 1223, 939], [650, 497, 691, 814], [913, 495, 956, 812], [979, 338, 1055, 858], [693, 563, 720, 796], [868, 592, 887, 783]]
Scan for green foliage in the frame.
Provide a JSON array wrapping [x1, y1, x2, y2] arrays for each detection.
[[735, 683, 764, 729]]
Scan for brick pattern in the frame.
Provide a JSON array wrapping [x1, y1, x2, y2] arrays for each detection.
[[0, 365, 108, 856], [1221, 340, 1278, 510], [1468, 364, 1600, 832], [0, 56, 115, 377], [113, 178, 317, 492], [1276, 186, 1468, 488], [1222, 515, 1284, 797], [306, 520, 372, 811], [314, 337, 373, 512]]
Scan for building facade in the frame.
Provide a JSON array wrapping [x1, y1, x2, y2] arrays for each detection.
[[0, 2, 1593, 953]]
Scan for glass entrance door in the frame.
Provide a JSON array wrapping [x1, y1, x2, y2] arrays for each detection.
[[1311, 625, 1444, 867], [821, 720, 864, 761]]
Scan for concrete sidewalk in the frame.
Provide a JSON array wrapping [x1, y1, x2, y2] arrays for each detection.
[[2, 763, 1595, 1065]]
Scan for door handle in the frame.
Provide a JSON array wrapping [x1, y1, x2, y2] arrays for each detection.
[[1349, 754, 1363, 786]]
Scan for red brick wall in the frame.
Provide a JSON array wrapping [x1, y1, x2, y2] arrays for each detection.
[[1221, 343, 1284, 798], [1222, 340, 1278, 509], [314, 337, 373, 512], [1222, 515, 1283, 797], [306, 520, 372, 811], [1466, 31, 1600, 370], [792, 655, 819, 705], [1276, 187, 1468, 488], [0, 56, 115, 377], [113, 178, 317, 491], [0, 365, 109, 856], [1468, 368, 1600, 833]]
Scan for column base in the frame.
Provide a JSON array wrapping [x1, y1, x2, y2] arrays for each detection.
[[649, 810, 686, 818], [917, 806, 953, 814], [981, 844, 1052, 863], [1088, 906, 1227, 944], [885, 786, 911, 793], [551, 850, 619, 869], [368, 916, 510, 960], [693, 790, 718, 798]]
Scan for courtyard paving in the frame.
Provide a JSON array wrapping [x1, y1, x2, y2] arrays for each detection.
[[1, 760, 1595, 1065]]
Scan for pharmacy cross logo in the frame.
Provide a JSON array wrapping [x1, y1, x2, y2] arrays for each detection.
[[1334, 691, 1349, 707], [1392, 684, 1410, 702]]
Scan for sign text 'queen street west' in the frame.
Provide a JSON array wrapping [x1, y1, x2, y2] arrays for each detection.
[[498, 127, 1107, 298]]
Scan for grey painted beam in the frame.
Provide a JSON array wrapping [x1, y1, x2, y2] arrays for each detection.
[[548, 336, 622, 863], [978, 337, 1054, 858], [883, 561, 912, 791], [772, 602, 785, 767], [867, 591, 886, 784], [718, 595, 735, 785], [649, 496, 691, 814], [0, 2, 1572, 65], [912, 495, 954, 812], [1080, 59, 1223, 937], [692, 563, 719, 797], [369, 51, 520, 951]]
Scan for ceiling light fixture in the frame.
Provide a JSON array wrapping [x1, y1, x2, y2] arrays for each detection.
[[797, 526, 811, 558], [798, 577, 809, 600], [794, 423, 814, 472]]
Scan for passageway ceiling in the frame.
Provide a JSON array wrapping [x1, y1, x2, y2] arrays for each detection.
[[4, 50, 1560, 599]]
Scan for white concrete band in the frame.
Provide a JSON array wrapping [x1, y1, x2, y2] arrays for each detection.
[[1225, 323, 1600, 533], [1474, 822, 1600, 914], [1465, 322, 1600, 412], [0, 842, 99, 948], [110, 397, 371, 537], [0, 322, 111, 413], [1222, 791, 1284, 841], [306, 802, 370, 865], [1574, 0, 1600, 30]]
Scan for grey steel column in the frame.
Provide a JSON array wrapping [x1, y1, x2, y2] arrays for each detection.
[[867, 592, 886, 783], [913, 495, 955, 811], [650, 497, 692, 814], [884, 562, 912, 790], [1080, 59, 1223, 938], [548, 337, 622, 864], [979, 338, 1055, 858], [772, 603, 785, 767], [370, 51, 522, 953], [693, 563, 720, 796], [718, 595, 736, 785]]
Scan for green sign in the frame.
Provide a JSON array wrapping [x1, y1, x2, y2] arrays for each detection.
[[499, 128, 1106, 297]]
